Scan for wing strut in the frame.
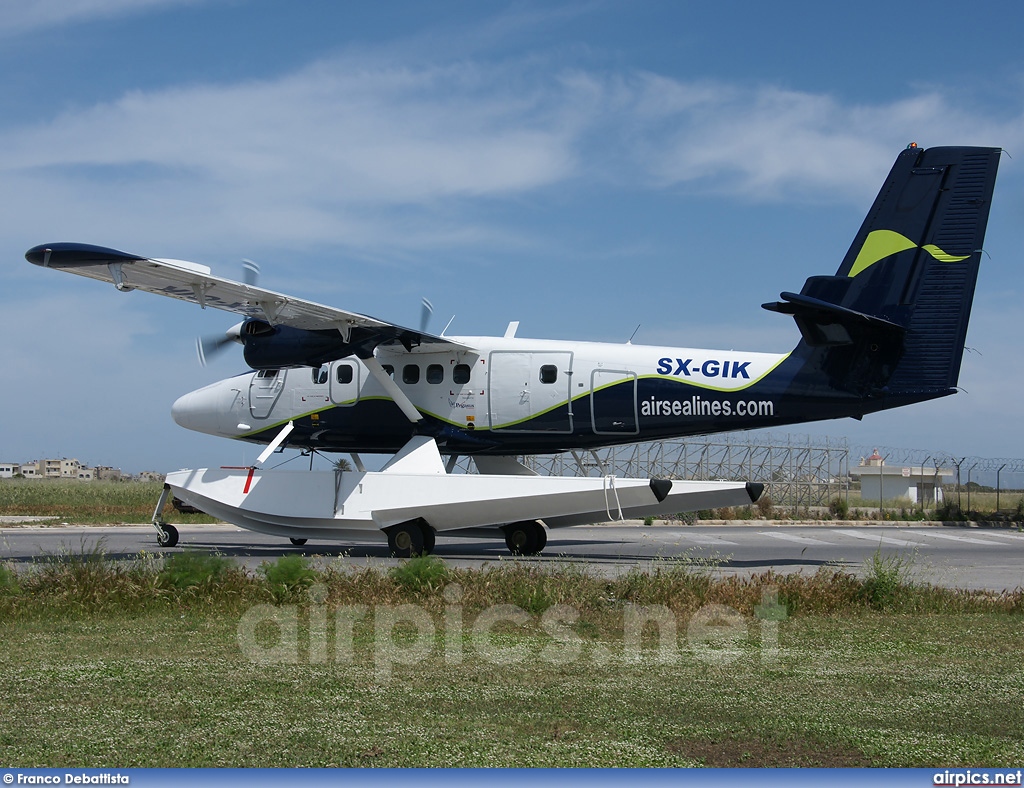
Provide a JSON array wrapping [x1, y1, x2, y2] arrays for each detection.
[[361, 355, 423, 423], [256, 421, 296, 464]]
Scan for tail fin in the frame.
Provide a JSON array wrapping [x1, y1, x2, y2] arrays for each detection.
[[764, 145, 1001, 401]]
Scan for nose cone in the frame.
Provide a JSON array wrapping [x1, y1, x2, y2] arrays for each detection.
[[172, 383, 234, 436]]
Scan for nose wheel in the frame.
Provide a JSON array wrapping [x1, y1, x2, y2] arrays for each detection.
[[151, 484, 180, 547], [156, 523, 179, 547]]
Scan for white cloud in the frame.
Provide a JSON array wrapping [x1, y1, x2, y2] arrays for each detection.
[[621, 80, 1023, 202], [1, 53, 1020, 289], [0, 0, 211, 35], [3, 58, 1019, 249]]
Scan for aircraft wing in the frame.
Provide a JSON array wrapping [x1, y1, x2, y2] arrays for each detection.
[[25, 242, 473, 351]]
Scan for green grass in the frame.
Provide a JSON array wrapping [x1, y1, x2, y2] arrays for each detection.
[[1, 550, 1023, 766], [0, 479, 217, 523], [1, 607, 1020, 766]]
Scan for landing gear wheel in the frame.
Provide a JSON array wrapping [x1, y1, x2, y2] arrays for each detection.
[[420, 523, 436, 555], [387, 521, 425, 558], [156, 523, 179, 548], [503, 520, 547, 556], [289, 538, 308, 546]]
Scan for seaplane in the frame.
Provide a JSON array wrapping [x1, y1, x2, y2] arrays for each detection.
[[26, 144, 1001, 556]]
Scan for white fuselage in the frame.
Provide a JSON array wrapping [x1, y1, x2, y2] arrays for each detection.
[[172, 334, 790, 451]]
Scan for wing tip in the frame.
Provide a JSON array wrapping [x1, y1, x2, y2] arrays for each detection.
[[25, 242, 144, 268]]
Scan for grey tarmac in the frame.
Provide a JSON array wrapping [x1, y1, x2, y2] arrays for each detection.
[[2, 521, 1022, 592]]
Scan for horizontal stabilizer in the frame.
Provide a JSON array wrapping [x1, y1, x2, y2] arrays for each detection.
[[763, 290, 905, 347]]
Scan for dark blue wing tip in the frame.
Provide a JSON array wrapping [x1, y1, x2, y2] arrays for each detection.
[[25, 242, 144, 267]]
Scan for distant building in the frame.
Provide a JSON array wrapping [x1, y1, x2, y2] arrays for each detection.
[[95, 466, 122, 482], [850, 449, 952, 505], [1, 458, 106, 481]]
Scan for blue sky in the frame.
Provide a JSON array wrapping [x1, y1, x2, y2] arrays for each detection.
[[2, 0, 1022, 473]]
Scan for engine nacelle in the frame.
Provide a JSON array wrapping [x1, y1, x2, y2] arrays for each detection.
[[239, 320, 358, 369], [236, 319, 421, 369]]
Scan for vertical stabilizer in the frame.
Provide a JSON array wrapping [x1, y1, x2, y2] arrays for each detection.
[[764, 145, 1001, 399]]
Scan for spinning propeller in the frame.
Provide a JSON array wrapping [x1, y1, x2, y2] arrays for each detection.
[[196, 259, 260, 367], [195, 259, 437, 368], [420, 297, 433, 333]]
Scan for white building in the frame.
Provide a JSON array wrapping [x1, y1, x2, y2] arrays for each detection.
[[2, 459, 98, 480], [850, 449, 952, 505]]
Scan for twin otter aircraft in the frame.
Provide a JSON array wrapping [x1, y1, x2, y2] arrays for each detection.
[[27, 145, 1001, 556]]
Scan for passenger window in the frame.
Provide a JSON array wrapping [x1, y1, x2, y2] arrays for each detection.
[[382, 364, 395, 378], [426, 364, 444, 384], [539, 364, 558, 384], [453, 364, 471, 385], [336, 364, 354, 385], [403, 364, 420, 384], [312, 366, 328, 385]]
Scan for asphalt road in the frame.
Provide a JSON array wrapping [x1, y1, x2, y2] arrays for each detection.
[[2, 521, 1022, 591]]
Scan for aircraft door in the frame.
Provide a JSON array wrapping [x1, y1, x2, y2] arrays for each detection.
[[488, 351, 573, 433], [590, 369, 639, 435], [330, 360, 360, 405], [249, 369, 286, 419]]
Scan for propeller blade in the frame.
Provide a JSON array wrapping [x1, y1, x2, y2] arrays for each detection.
[[420, 297, 434, 333], [196, 334, 235, 367], [242, 259, 261, 287]]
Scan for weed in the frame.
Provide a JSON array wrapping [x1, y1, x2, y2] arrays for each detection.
[[20, 540, 162, 612], [388, 554, 450, 594], [259, 554, 318, 602], [829, 497, 849, 519], [642, 515, 656, 526], [159, 551, 231, 590], [0, 562, 20, 594], [935, 501, 966, 521], [859, 549, 913, 610]]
